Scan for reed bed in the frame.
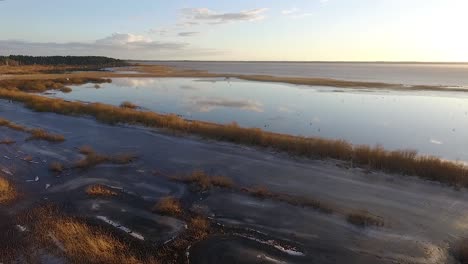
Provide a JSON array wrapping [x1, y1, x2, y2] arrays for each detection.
[[0, 89, 467, 187], [0, 177, 17, 204], [152, 196, 183, 216], [30, 207, 158, 264], [0, 117, 65, 142], [85, 184, 117, 197], [0, 77, 111, 93], [74, 146, 136, 169]]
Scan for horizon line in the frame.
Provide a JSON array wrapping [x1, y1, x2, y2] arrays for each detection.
[[130, 60, 468, 64]]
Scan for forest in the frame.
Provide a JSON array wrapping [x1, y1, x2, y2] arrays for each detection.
[[0, 55, 127, 66]]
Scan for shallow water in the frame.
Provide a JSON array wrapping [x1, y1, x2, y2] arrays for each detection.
[[0, 100, 466, 263], [148, 61, 468, 87], [50, 77, 468, 161]]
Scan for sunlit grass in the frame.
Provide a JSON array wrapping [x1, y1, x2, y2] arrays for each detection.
[[0, 77, 111, 93], [74, 145, 136, 169], [0, 117, 65, 142], [32, 207, 157, 264], [0, 177, 17, 204], [170, 170, 234, 191], [85, 184, 117, 197], [1, 89, 467, 187], [152, 196, 182, 216]]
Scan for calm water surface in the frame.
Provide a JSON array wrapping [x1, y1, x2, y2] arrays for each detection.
[[147, 61, 468, 87], [50, 77, 468, 161]]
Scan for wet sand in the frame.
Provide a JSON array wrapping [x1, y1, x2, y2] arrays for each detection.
[[1, 99, 467, 263]]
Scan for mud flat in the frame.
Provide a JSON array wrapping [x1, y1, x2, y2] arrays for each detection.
[[1, 99, 468, 263]]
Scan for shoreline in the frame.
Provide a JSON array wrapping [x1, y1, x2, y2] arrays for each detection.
[[0, 86, 467, 188], [1, 64, 465, 92]]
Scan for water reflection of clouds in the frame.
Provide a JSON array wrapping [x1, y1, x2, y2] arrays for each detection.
[[188, 97, 264, 113], [179, 85, 198, 90], [278, 106, 293, 113], [113, 78, 157, 88]]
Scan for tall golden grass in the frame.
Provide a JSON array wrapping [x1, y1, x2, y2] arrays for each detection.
[[85, 184, 117, 197], [152, 196, 183, 216], [32, 207, 158, 264], [0, 177, 17, 204], [0, 77, 111, 93], [0, 117, 65, 142], [0, 89, 467, 187]]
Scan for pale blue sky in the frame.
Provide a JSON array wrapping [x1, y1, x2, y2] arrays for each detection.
[[1, 0, 467, 61]]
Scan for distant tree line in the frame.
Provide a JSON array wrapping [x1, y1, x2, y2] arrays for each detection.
[[0, 55, 127, 67]]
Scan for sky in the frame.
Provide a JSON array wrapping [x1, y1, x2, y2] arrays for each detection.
[[0, 0, 467, 61]]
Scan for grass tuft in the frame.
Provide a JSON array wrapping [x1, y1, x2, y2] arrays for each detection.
[[0, 177, 17, 204], [0, 117, 65, 142], [27, 128, 65, 142], [74, 145, 136, 169], [32, 207, 154, 264], [85, 184, 117, 197], [120, 101, 138, 109], [346, 210, 384, 227], [0, 138, 15, 145], [1, 89, 468, 188], [49, 161, 64, 173], [170, 170, 234, 191], [152, 196, 182, 216], [188, 216, 210, 240]]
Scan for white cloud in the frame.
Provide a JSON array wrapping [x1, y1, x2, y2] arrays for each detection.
[[0, 33, 221, 59], [95, 33, 151, 45], [181, 8, 268, 25], [282, 8, 299, 15], [282, 7, 312, 19], [178, 32, 200, 37]]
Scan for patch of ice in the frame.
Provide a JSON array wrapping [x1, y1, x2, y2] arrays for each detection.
[[16, 225, 27, 232], [1, 168, 13, 175], [96, 215, 145, 241], [234, 233, 305, 257]]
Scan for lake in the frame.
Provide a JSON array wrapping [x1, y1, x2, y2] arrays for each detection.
[[48, 77, 468, 162], [145, 61, 468, 87]]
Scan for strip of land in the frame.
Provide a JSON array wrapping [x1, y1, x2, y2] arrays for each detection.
[[0, 64, 465, 92], [0, 87, 466, 188]]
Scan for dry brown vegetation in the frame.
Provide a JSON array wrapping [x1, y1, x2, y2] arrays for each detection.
[[49, 162, 64, 173], [0, 177, 17, 204], [0, 138, 15, 144], [188, 216, 211, 240], [244, 186, 272, 198], [346, 210, 384, 227], [85, 184, 117, 197], [120, 101, 138, 109], [454, 238, 468, 264], [27, 128, 65, 142], [0, 117, 65, 142], [0, 77, 111, 93], [241, 186, 334, 214], [30, 207, 158, 264], [0, 89, 468, 188], [172, 170, 334, 214], [152, 196, 183, 216], [170, 170, 234, 191], [74, 146, 136, 169]]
